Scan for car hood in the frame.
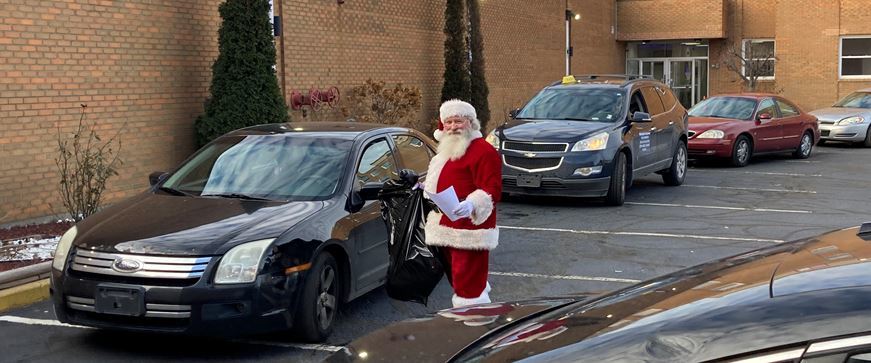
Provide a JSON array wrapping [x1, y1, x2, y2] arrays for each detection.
[[498, 119, 613, 143], [809, 107, 868, 122], [73, 192, 324, 256], [326, 297, 583, 362], [331, 227, 871, 362]]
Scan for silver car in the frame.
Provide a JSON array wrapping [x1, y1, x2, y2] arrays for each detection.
[[810, 88, 871, 147]]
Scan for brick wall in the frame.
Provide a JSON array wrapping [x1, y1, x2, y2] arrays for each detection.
[[0, 0, 221, 224], [616, 0, 726, 41]]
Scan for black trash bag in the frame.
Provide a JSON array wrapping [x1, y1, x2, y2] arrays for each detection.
[[377, 169, 444, 305]]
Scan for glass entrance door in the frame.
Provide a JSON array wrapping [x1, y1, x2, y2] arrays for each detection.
[[641, 61, 665, 83], [669, 60, 693, 108], [694, 59, 708, 105]]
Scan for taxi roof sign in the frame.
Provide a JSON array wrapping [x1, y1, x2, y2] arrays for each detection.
[[561, 75, 576, 84]]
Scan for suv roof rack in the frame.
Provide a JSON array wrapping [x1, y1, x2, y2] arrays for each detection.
[[549, 74, 653, 86]]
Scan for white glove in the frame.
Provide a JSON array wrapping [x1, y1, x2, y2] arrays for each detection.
[[411, 182, 424, 190], [453, 200, 474, 219]]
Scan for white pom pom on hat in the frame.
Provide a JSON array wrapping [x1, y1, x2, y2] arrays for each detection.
[[434, 99, 481, 141]]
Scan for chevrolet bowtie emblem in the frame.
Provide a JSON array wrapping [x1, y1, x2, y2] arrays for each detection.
[[523, 152, 537, 158]]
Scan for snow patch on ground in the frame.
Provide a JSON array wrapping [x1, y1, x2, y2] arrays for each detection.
[[0, 236, 60, 262]]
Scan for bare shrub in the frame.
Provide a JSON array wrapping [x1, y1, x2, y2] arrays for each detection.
[[340, 80, 426, 132], [55, 105, 123, 222]]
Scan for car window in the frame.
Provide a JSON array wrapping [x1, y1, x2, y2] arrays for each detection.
[[516, 88, 626, 122], [640, 87, 666, 115], [757, 98, 779, 118], [628, 90, 647, 117], [776, 99, 800, 117], [392, 134, 432, 175], [657, 86, 677, 111], [688, 97, 757, 120], [833, 91, 871, 108], [356, 138, 398, 185], [162, 134, 352, 201]]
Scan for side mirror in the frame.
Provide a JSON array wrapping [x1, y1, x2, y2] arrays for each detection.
[[631, 111, 652, 122], [358, 182, 384, 201], [757, 113, 772, 123], [149, 171, 169, 187], [508, 108, 521, 119]]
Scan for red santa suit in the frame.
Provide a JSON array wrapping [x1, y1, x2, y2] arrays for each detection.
[[424, 99, 502, 307]]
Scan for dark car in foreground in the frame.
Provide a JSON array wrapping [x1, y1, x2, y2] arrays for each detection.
[[50, 122, 436, 342], [329, 222, 871, 362], [489, 75, 688, 205], [687, 94, 819, 167]]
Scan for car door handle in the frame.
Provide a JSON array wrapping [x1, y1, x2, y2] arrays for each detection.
[[668, 121, 674, 125], [649, 127, 657, 131]]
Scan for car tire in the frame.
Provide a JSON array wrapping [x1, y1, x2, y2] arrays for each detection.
[[731, 135, 752, 167], [604, 152, 626, 206], [294, 252, 340, 342], [662, 141, 687, 186], [863, 126, 871, 147], [792, 131, 813, 159]]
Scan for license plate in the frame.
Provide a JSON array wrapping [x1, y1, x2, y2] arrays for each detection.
[[516, 174, 542, 188], [94, 284, 145, 316]]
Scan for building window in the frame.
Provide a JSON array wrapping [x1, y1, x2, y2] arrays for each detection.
[[742, 39, 775, 79], [840, 36, 871, 78]]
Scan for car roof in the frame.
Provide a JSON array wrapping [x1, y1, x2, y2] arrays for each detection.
[[546, 74, 663, 90], [225, 122, 410, 139], [709, 93, 779, 99], [463, 225, 871, 362]]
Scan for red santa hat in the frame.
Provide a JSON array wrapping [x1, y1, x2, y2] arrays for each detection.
[[434, 99, 481, 141]]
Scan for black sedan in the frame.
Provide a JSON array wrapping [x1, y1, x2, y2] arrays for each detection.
[[49, 122, 436, 342], [328, 222, 871, 362]]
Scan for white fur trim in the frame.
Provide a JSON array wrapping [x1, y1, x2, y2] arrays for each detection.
[[466, 189, 494, 225], [424, 211, 499, 250], [452, 290, 491, 308], [433, 128, 444, 141], [440, 99, 477, 121], [424, 154, 448, 194]]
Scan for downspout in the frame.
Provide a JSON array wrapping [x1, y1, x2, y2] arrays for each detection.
[[277, 0, 287, 102]]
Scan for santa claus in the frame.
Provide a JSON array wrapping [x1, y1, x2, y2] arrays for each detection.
[[424, 99, 502, 308]]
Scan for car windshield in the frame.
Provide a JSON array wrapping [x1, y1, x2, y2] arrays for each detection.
[[516, 88, 625, 122], [161, 134, 352, 201], [833, 91, 871, 108], [688, 97, 757, 120]]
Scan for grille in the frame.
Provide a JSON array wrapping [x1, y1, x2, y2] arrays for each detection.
[[502, 141, 568, 152], [66, 296, 191, 319], [71, 249, 211, 280], [819, 120, 836, 125], [503, 178, 565, 189], [504, 156, 562, 171]]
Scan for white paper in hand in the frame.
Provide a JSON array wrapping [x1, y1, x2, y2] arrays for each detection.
[[425, 186, 462, 221]]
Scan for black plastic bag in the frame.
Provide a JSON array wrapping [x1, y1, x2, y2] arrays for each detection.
[[378, 169, 444, 305]]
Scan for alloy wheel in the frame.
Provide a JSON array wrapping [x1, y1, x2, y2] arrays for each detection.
[[800, 134, 812, 157], [736, 140, 749, 164], [317, 265, 337, 330], [676, 146, 687, 180]]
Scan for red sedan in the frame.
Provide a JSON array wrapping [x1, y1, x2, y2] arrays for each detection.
[[687, 94, 820, 167]]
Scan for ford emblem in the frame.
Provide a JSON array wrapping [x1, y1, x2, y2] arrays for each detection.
[[112, 258, 143, 273]]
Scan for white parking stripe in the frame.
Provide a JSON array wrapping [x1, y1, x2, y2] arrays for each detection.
[[683, 184, 817, 194], [625, 202, 812, 214], [0, 316, 344, 353], [499, 225, 784, 243], [491, 271, 641, 284], [785, 160, 819, 163], [690, 169, 823, 177]]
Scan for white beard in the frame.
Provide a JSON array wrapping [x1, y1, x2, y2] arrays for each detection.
[[438, 129, 473, 160]]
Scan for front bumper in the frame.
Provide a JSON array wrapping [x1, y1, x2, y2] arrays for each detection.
[[819, 122, 869, 142], [687, 138, 733, 158], [500, 149, 614, 198], [50, 266, 302, 336]]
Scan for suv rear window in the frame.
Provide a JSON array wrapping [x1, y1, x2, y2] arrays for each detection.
[[516, 88, 626, 122]]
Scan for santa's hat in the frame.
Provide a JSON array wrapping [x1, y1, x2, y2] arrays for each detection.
[[434, 99, 481, 141]]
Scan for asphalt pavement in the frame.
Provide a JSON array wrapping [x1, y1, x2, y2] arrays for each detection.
[[2, 142, 870, 362]]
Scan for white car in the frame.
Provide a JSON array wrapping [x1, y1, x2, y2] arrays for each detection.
[[810, 88, 871, 147]]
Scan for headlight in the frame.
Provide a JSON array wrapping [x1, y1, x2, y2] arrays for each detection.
[[571, 132, 609, 152], [837, 116, 865, 126], [485, 132, 500, 149], [51, 226, 78, 270], [696, 130, 725, 139], [214, 239, 274, 284]]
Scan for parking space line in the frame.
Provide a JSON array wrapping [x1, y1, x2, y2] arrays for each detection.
[[689, 169, 823, 177], [625, 202, 812, 214], [491, 271, 641, 284], [683, 184, 817, 194], [785, 160, 819, 163], [499, 225, 785, 243], [0, 316, 344, 353]]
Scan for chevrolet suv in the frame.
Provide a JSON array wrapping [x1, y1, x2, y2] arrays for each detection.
[[487, 75, 688, 205]]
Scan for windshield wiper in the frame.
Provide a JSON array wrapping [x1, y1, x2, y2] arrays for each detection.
[[557, 117, 595, 121], [201, 193, 272, 201], [158, 186, 193, 197]]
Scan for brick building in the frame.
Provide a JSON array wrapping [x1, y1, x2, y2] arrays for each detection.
[[1, 0, 869, 224]]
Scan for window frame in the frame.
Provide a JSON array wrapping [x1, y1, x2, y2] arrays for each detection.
[[742, 38, 776, 80], [839, 35, 871, 79]]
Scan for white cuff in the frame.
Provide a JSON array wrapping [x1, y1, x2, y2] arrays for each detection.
[[466, 189, 494, 225]]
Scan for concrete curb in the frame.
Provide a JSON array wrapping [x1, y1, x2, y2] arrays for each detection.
[[0, 278, 50, 313]]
